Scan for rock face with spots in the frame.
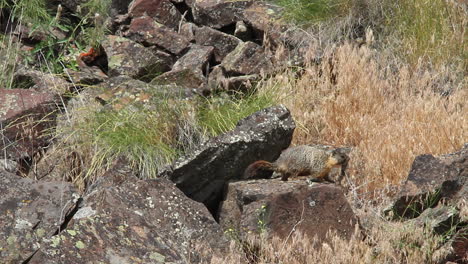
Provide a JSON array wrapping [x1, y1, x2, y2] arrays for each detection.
[[221, 41, 273, 75], [0, 89, 59, 160], [126, 16, 190, 55], [192, 0, 254, 29], [0, 169, 79, 263], [29, 162, 228, 264], [102, 34, 173, 80], [128, 0, 182, 30], [12, 68, 71, 94], [160, 105, 295, 213], [194, 26, 242, 63], [219, 179, 359, 242], [151, 44, 214, 90], [387, 144, 467, 219]]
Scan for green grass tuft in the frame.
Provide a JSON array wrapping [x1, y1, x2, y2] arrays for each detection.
[[197, 89, 278, 136], [273, 0, 350, 25]]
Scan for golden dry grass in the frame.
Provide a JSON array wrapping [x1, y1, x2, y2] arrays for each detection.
[[260, 41, 467, 192], [213, 218, 450, 264]]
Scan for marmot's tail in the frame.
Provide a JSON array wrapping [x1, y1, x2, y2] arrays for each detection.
[[243, 160, 277, 179]]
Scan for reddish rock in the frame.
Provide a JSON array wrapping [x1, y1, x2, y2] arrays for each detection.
[[173, 44, 214, 73], [192, 0, 254, 29], [221, 41, 273, 75], [0, 89, 59, 160], [29, 162, 228, 263], [101, 35, 173, 80], [0, 169, 79, 263], [219, 179, 359, 243], [129, 0, 182, 30], [126, 16, 190, 55], [194, 26, 241, 63]]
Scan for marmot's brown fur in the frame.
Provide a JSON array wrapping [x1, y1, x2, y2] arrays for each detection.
[[244, 145, 349, 182]]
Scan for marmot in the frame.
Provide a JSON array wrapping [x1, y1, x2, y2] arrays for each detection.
[[244, 145, 349, 182]]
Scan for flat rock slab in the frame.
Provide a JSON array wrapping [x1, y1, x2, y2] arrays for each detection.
[[388, 144, 467, 219], [0, 169, 79, 263], [161, 105, 295, 213], [30, 164, 228, 263], [0, 89, 59, 160], [126, 16, 190, 55], [219, 179, 359, 242], [102, 35, 173, 80], [129, 0, 182, 30]]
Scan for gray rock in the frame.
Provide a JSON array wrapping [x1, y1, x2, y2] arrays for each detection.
[[192, 0, 254, 29], [386, 144, 467, 219], [409, 206, 460, 236], [101, 35, 173, 80], [12, 68, 71, 94], [161, 105, 295, 212], [194, 26, 241, 63], [151, 44, 214, 90], [221, 41, 273, 76], [219, 179, 359, 242], [0, 169, 79, 263], [29, 161, 228, 263]]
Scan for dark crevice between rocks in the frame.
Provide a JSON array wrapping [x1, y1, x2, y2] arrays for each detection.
[[243, 22, 264, 46], [172, 2, 194, 23], [52, 197, 83, 236], [11, 75, 36, 89], [219, 23, 237, 36], [17, 156, 34, 177], [21, 248, 40, 264]]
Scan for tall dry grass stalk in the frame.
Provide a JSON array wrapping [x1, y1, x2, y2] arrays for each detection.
[[261, 41, 467, 192]]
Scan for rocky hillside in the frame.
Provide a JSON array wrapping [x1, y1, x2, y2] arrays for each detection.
[[0, 0, 466, 263]]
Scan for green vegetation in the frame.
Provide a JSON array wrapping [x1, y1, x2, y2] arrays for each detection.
[[197, 89, 277, 136], [0, 0, 111, 74], [273, 0, 351, 24], [274, 0, 466, 67]]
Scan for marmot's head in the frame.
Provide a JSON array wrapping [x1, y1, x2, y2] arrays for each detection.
[[327, 149, 349, 167]]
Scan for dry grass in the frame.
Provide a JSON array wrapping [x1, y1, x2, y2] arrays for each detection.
[[213, 219, 449, 264], [260, 40, 467, 192]]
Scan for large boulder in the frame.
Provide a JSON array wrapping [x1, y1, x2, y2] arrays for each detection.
[[101, 35, 173, 80], [219, 179, 359, 242], [0, 169, 79, 263], [29, 161, 228, 263], [161, 105, 295, 213], [387, 144, 467, 219], [0, 89, 59, 160], [129, 0, 182, 30], [126, 16, 190, 55]]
